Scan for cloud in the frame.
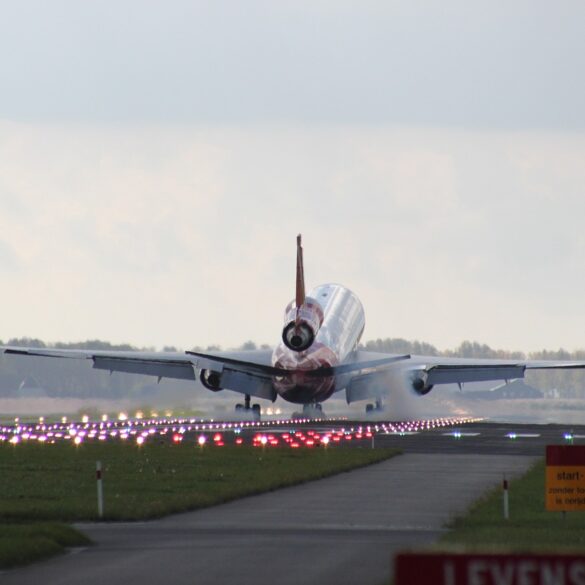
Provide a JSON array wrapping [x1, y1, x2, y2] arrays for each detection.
[[1, 121, 585, 351]]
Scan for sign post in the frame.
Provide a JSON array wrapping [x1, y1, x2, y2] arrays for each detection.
[[96, 460, 104, 518], [546, 445, 585, 512], [502, 475, 509, 520]]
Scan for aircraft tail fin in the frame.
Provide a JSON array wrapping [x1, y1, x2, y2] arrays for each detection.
[[295, 234, 305, 308]]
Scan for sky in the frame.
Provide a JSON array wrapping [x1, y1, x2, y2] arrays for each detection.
[[1, 1, 585, 353]]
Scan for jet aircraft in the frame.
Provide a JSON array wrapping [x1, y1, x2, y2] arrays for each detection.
[[3, 235, 585, 418]]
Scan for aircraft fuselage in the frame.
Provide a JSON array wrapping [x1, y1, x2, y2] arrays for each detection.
[[272, 283, 365, 403]]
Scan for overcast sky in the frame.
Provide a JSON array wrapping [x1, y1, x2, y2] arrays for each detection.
[[1, 1, 585, 352]]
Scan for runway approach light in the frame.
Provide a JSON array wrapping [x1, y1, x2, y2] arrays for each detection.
[[198, 435, 207, 446]]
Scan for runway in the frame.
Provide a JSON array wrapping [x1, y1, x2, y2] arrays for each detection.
[[0, 420, 563, 585], [369, 420, 582, 456]]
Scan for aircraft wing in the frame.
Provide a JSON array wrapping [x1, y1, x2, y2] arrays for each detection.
[[343, 352, 585, 403], [0, 345, 410, 402], [2, 343, 413, 399], [409, 355, 585, 386], [1, 346, 280, 401], [4, 345, 585, 405]]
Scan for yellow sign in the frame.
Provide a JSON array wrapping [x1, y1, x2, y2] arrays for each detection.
[[546, 446, 585, 511]]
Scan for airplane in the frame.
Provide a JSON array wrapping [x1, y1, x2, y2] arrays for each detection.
[[3, 234, 585, 419]]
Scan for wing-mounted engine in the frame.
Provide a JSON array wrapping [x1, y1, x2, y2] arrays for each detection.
[[410, 371, 434, 395], [282, 298, 324, 352], [199, 369, 224, 392]]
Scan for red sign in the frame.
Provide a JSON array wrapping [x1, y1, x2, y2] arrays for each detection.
[[547, 445, 585, 466], [546, 445, 585, 511], [395, 553, 585, 585]]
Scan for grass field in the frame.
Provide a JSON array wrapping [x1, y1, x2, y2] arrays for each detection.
[[0, 441, 399, 568], [0, 441, 398, 521], [0, 523, 91, 569], [440, 459, 585, 552]]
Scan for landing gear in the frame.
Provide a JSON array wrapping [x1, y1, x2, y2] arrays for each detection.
[[292, 403, 325, 419], [365, 398, 384, 415], [235, 394, 261, 420]]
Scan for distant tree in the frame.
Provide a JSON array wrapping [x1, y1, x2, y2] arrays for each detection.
[[7, 337, 47, 348], [361, 338, 440, 356], [162, 346, 180, 352]]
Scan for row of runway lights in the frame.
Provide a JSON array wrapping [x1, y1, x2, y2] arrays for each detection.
[[0, 416, 330, 444], [0, 428, 371, 448], [0, 416, 481, 447]]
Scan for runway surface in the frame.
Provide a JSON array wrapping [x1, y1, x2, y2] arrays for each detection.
[[0, 419, 562, 585], [368, 420, 583, 456]]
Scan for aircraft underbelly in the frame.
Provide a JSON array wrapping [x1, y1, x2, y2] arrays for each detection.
[[275, 375, 336, 404]]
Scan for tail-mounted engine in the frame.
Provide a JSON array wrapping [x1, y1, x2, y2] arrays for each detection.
[[411, 372, 434, 395], [199, 369, 223, 392], [282, 298, 324, 352]]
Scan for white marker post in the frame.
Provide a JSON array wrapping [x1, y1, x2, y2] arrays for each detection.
[[503, 475, 509, 520], [96, 461, 104, 519]]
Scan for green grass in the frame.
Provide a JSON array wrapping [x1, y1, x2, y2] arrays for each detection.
[[0, 441, 398, 568], [439, 459, 585, 552], [0, 523, 91, 569], [0, 442, 398, 521]]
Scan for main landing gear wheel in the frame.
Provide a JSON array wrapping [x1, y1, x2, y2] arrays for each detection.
[[365, 398, 385, 415], [234, 394, 261, 420], [292, 403, 325, 419]]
